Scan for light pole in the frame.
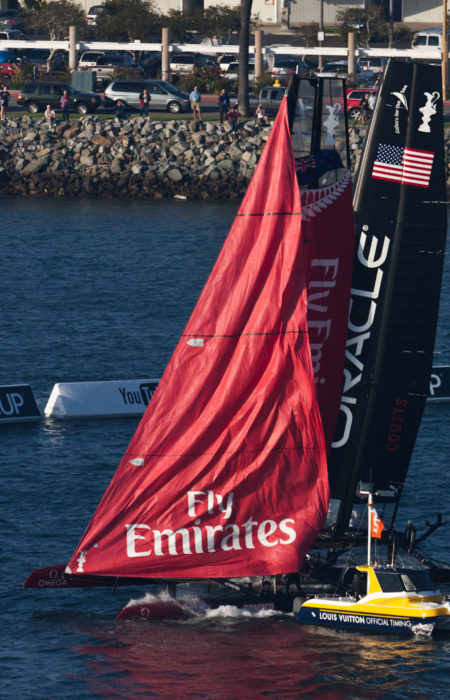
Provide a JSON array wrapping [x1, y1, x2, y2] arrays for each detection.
[[389, 0, 393, 48], [318, 0, 324, 70]]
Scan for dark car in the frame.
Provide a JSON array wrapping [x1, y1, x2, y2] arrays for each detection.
[[17, 49, 68, 71], [17, 81, 102, 114], [0, 9, 22, 27]]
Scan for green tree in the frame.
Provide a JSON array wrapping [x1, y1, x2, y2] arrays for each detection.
[[23, 0, 85, 40], [162, 9, 190, 42], [22, 0, 86, 69], [293, 22, 319, 47], [337, 6, 390, 48], [96, 0, 160, 42], [202, 5, 241, 44]]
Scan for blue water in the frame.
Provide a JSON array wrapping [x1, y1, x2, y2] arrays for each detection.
[[1, 198, 449, 699]]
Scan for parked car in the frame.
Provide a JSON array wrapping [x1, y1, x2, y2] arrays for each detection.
[[86, 5, 105, 25], [18, 49, 68, 71], [265, 51, 300, 72], [270, 59, 312, 76], [94, 53, 138, 84], [78, 50, 106, 68], [0, 54, 18, 77], [0, 28, 25, 40], [78, 52, 138, 86], [102, 79, 190, 113], [257, 85, 286, 115], [319, 60, 374, 85], [137, 51, 161, 78], [357, 57, 386, 75], [169, 52, 216, 73], [217, 53, 238, 71], [17, 81, 102, 114], [411, 27, 447, 50], [346, 86, 379, 118], [223, 61, 255, 82], [0, 9, 22, 28], [340, 19, 365, 30]]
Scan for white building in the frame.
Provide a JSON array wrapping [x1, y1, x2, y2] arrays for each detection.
[[79, 0, 449, 29]]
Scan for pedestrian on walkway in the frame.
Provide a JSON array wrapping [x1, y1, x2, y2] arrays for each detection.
[[60, 89, 70, 121], [0, 84, 10, 120], [189, 85, 202, 122], [255, 104, 268, 127], [368, 92, 377, 112], [359, 93, 370, 124], [139, 88, 151, 117], [226, 103, 240, 136], [218, 88, 230, 124]]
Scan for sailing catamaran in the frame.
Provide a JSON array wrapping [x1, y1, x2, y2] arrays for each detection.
[[25, 60, 449, 630]]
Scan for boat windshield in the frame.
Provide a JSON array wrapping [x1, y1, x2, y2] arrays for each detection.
[[401, 571, 437, 592], [376, 571, 437, 593]]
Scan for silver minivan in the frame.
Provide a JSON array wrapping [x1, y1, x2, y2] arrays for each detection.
[[170, 52, 216, 73], [103, 79, 190, 113]]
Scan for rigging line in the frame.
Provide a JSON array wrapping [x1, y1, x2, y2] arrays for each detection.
[[182, 330, 307, 338], [236, 211, 302, 217]]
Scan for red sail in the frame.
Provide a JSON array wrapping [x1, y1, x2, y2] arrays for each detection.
[[67, 99, 329, 580], [301, 175, 354, 451]]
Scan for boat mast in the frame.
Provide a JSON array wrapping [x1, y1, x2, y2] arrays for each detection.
[[367, 493, 373, 572]]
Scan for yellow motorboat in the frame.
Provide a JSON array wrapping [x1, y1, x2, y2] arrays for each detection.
[[296, 562, 450, 636], [297, 494, 450, 636]]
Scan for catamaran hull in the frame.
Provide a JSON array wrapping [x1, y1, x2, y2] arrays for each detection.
[[117, 600, 187, 621], [296, 605, 432, 635]]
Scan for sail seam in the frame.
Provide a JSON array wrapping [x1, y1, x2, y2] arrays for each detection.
[[182, 330, 307, 338], [236, 211, 302, 217], [126, 446, 324, 458]]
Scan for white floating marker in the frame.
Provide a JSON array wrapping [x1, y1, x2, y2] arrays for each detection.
[[0, 384, 41, 423], [44, 379, 160, 419]]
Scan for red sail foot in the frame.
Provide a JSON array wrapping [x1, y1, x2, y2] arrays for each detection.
[[24, 564, 69, 588], [117, 600, 187, 621], [23, 564, 101, 588]]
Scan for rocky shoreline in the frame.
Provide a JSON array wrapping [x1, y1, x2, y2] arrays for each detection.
[[0, 115, 449, 198]]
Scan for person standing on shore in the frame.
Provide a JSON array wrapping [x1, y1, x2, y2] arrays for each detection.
[[60, 89, 70, 121], [44, 104, 56, 126], [139, 88, 150, 117], [189, 85, 202, 122], [368, 92, 377, 113], [359, 92, 370, 124], [0, 84, 10, 120], [226, 103, 240, 137], [218, 88, 230, 124]]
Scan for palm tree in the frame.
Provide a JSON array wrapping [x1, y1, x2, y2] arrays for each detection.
[[238, 0, 253, 117]]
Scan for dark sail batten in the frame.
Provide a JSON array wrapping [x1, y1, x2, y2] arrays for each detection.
[[327, 60, 447, 539]]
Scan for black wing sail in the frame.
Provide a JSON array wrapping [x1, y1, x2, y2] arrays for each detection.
[[327, 59, 447, 540]]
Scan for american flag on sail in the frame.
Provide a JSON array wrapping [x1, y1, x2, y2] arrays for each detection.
[[371, 143, 434, 188]]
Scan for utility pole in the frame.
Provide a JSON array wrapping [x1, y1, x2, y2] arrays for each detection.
[[443, 0, 447, 101]]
